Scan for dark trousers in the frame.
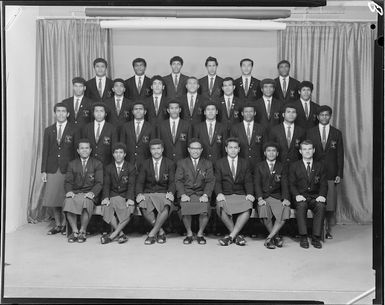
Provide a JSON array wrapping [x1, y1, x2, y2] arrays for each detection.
[[295, 198, 326, 237]]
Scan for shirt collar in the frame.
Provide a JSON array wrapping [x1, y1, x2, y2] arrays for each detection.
[[283, 121, 294, 128], [115, 95, 124, 101], [303, 159, 313, 167], [135, 74, 145, 79], [170, 117, 180, 123], [74, 95, 84, 101], [300, 98, 310, 104], [57, 120, 67, 128], [172, 72, 181, 77], [208, 75, 216, 80], [135, 119, 144, 125], [279, 75, 289, 81], [80, 157, 89, 163], [115, 161, 124, 168], [263, 95, 272, 102], [187, 92, 197, 98], [191, 157, 200, 164], [153, 157, 162, 164], [319, 123, 330, 128], [95, 120, 105, 125], [206, 119, 216, 125], [153, 93, 162, 98], [97, 76, 106, 81], [227, 155, 238, 163], [266, 159, 276, 166], [224, 94, 234, 99]]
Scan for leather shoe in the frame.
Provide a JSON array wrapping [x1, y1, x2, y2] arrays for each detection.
[[183, 236, 194, 244], [299, 236, 309, 249], [325, 232, 333, 239], [311, 237, 322, 249], [264, 238, 276, 249]]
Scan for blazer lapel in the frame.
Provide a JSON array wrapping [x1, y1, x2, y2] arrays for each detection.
[[175, 120, 183, 143], [224, 158, 234, 181], [59, 123, 70, 145], [234, 159, 242, 181], [137, 122, 146, 143]]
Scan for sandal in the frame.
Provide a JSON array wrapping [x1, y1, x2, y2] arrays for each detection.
[[234, 235, 247, 246], [196, 236, 207, 245], [274, 235, 283, 248], [118, 234, 128, 244], [60, 226, 67, 235], [101, 234, 112, 244], [144, 235, 157, 245], [47, 226, 62, 235], [77, 232, 87, 243], [157, 234, 167, 244], [219, 235, 233, 246], [264, 238, 276, 249], [183, 236, 194, 244], [67, 232, 78, 243]]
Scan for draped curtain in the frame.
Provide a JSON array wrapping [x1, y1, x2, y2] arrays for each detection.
[[278, 22, 375, 223], [27, 19, 113, 222]]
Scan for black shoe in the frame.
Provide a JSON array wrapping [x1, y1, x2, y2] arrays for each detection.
[[118, 234, 128, 244], [264, 238, 276, 249], [196, 236, 207, 245], [100, 234, 112, 244], [325, 232, 333, 239], [183, 236, 194, 244], [157, 234, 167, 244], [274, 235, 284, 248], [77, 232, 87, 243], [234, 235, 247, 246], [300, 236, 309, 249], [67, 232, 78, 243], [144, 236, 156, 245], [311, 237, 322, 249], [219, 235, 233, 246], [47, 226, 62, 235]]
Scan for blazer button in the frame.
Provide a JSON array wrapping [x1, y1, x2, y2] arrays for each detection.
[[286, 158, 290, 162], [57, 154, 60, 157], [135, 153, 137, 156], [96, 146, 98, 148], [58, 147, 61, 150], [136, 146, 138, 148], [118, 186, 120, 189], [173, 153, 176, 156], [95, 153, 98, 156], [308, 187, 311, 190], [269, 186, 272, 188], [75, 121, 78, 123]]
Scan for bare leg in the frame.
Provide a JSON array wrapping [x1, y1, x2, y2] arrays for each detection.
[[66, 213, 78, 233], [79, 209, 91, 233], [229, 210, 250, 239], [110, 217, 131, 240], [216, 206, 235, 234], [197, 213, 209, 237], [267, 220, 286, 239], [182, 215, 193, 236], [148, 206, 170, 237], [262, 218, 274, 233], [52, 207, 62, 227], [60, 208, 66, 227]]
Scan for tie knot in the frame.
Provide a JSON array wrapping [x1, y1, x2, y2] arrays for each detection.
[[307, 162, 311, 166]]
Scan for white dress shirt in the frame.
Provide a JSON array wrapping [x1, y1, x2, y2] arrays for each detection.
[[266, 159, 276, 171], [227, 156, 238, 175], [187, 92, 197, 108], [96, 76, 106, 94], [303, 159, 313, 169], [205, 120, 216, 132], [134, 119, 144, 135], [242, 75, 252, 89], [283, 121, 294, 141], [279, 76, 289, 90], [300, 98, 311, 115], [319, 123, 330, 141], [94, 120, 105, 139], [135, 74, 145, 89], [56, 120, 68, 137], [243, 120, 254, 134], [170, 117, 180, 133], [208, 75, 216, 87], [263, 95, 273, 114], [152, 157, 163, 179]]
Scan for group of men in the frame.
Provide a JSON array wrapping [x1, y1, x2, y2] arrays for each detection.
[[41, 56, 344, 249]]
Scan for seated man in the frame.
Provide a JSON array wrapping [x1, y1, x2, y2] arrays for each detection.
[[63, 138, 103, 243], [175, 138, 215, 245], [215, 138, 255, 246], [136, 139, 176, 245], [100, 143, 136, 244], [254, 142, 291, 249], [289, 140, 328, 249]]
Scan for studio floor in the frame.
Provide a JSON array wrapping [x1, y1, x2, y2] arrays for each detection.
[[3, 222, 374, 304]]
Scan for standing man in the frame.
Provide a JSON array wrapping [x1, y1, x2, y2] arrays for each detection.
[[85, 58, 114, 103], [180, 77, 206, 129], [41, 103, 77, 235], [234, 58, 262, 101], [163, 56, 188, 99], [198, 56, 223, 101], [124, 58, 152, 100], [289, 140, 328, 249], [136, 139, 176, 245], [215, 138, 255, 246], [306, 105, 344, 239], [273, 60, 300, 103], [175, 139, 215, 244]]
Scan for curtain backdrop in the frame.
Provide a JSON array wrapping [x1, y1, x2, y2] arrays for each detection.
[[27, 19, 113, 222], [278, 22, 375, 223]]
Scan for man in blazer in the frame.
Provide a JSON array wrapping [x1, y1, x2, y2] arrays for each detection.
[[215, 138, 255, 246], [306, 105, 344, 239], [62, 77, 93, 131], [273, 60, 300, 103], [100, 143, 136, 244], [234, 58, 262, 101], [105, 78, 133, 140], [193, 101, 227, 163], [136, 139, 176, 245], [124, 58, 152, 100], [175, 138, 215, 244], [269, 103, 306, 170], [255, 78, 284, 135], [163, 56, 189, 99], [120, 101, 156, 170], [230, 102, 267, 169], [289, 140, 328, 249], [41, 102, 77, 235], [85, 58, 114, 103], [157, 100, 192, 162], [292, 81, 320, 130], [198, 56, 223, 101], [63, 138, 103, 243], [217, 77, 244, 136], [81, 102, 117, 167], [254, 142, 291, 249]]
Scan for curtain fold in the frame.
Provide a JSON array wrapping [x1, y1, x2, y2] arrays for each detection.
[[278, 22, 375, 223], [27, 19, 113, 222]]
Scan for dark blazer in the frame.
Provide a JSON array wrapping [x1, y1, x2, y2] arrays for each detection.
[[179, 94, 206, 128], [214, 157, 253, 195], [163, 73, 189, 99], [198, 75, 223, 101], [143, 94, 169, 130], [254, 97, 283, 134], [81, 121, 117, 166], [289, 160, 328, 199], [62, 96, 93, 130], [85, 77, 114, 103], [41, 122, 77, 174], [175, 157, 215, 198], [120, 120, 156, 168], [254, 160, 290, 201], [64, 157, 103, 202], [124, 75, 152, 99], [102, 161, 136, 201], [269, 123, 305, 166], [306, 125, 344, 180], [234, 76, 262, 100], [230, 122, 266, 166], [273, 77, 300, 103], [292, 99, 320, 130], [104, 97, 133, 138], [193, 121, 227, 163], [157, 119, 192, 162], [136, 157, 176, 194], [217, 96, 244, 135]]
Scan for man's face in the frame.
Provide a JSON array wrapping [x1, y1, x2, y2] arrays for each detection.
[[94, 62, 107, 77], [204, 105, 218, 120], [318, 111, 331, 125], [55, 107, 69, 123], [222, 80, 235, 96], [112, 82, 125, 96], [300, 144, 315, 159], [150, 144, 164, 159], [264, 147, 278, 161], [133, 61, 146, 76], [206, 61, 217, 76], [93, 106, 106, 122], [171, 61, 182, 74], [278, 63, 290, 77], [77, 142, 92, 159], [186, 78, 199, 94], [242, 107, 256, 122], [225, 141, 240, 158], [283, 107, 297, 123], [188, 142, 203, 159], [241, 61, 253, 75], [73, 83, 86, 96], [262, 84, 275, 97], [151, 79, 164, 95], [132, 104, 146, 119], [299, 87, 312, 101], [167, 103, 181, 119], [113, 148, 126, 163]]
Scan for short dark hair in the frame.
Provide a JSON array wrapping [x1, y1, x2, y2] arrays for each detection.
[[225, 137, 240, 147], [93, 58, 108, 67], [113, 78, 125, 86], [167, 99, 181, 107], [72, 77, 86, 85], [205, 56, 218, 66], [222, 77, 235, 86], [132, 100, 145, 108], [277, 60, 291, 69], [170, 56, 183, 65], [281, 103, 297, 113], [151, 75, 164, 85], [318, 105, 333, 116], [132, 57, 147, 67], [300, 139, 314, 148], [260, 78, 275, 88], [203, 101, 218, 110], [188, 138, 203, 147], [53, 102, 69, 113], [149, 138, 164, 147], [298, 81, 314, 92], [186, 76, 199, 83], [263, 142, 280, 152], [241, 101, 256, 111], [77, 138, 91, 149], [92, 102, 108, 112], [112, 142, 127, 153], [240, 58, 254, 67]]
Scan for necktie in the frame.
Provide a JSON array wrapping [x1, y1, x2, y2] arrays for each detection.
[[269, 162, 274, 174], [282, 78, 287, 97], [136, 122, 141, 141], [322, 125, 327, 150], [174, 74, 178, 90], [117, 166, 121, 176], [209, 77, 214, 95], [171, 120, 176, 143], [231, 159, 236, 180], [98, 78, 103, 97], [287, 125, 292, 148], [138, 77, 142, 92], [57, 124, 62, 145], [246, 123, 251, 145], [190, 95, 194, 115], [306, 162, 311, 177], [244, 77, 249, 95], [82, 160, 87, 175], [193, 159, 198, 171], [116, 98, 121, 115], [74, 98, 80, 117], [227, 98, 231, 117], [154, 161, 159, 181], [208, 122, 213, 144], [305, 102, 309, 119], [95, 123, 101, 142], [154, 96, 159, 115], [266, 99, 271, 119]]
